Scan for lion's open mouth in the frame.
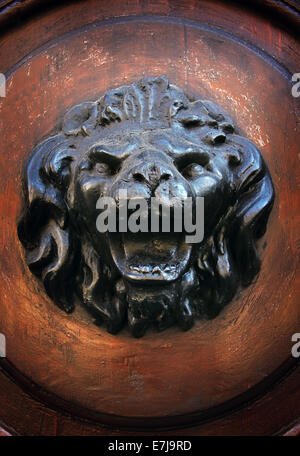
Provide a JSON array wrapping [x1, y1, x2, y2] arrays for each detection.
[[109, 232, 192, 283]]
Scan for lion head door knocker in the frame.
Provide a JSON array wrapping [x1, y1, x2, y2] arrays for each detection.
[[18, 76, 274, 337]]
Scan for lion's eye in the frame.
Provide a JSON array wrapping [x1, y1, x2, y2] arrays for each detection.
[[175, 151, 210, 177], [94, 161, 119, 176], [181, 163, 204, 178], [95, 162, 110, 174]]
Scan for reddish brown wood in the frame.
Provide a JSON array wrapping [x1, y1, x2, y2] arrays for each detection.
[[0, 362, 300, 435], [0, 0, 299, 435]]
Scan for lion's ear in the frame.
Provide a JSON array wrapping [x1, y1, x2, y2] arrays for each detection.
[[229, 135, 275, 285], [18, 135, 77, 313]]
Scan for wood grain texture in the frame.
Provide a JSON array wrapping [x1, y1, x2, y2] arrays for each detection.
[[0, 0, 299, 435], [0, 362, 300, 435]]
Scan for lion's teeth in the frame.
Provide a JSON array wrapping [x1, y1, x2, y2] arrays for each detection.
[[129, 264, 177, 275]]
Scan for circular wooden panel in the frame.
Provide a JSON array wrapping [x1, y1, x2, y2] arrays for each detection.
[[0, 0, 299, 435]]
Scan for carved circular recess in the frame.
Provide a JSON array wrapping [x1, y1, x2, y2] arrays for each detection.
[[0, 0, 299, 435]]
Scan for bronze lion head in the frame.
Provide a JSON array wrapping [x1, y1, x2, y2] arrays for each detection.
[[18, 76, 274, 337]]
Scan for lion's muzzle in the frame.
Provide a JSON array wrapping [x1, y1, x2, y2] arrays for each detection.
[[108, 150, 194, 283]]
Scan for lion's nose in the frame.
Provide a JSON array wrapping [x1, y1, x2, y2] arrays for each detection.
[[131, 163, 173, 189]]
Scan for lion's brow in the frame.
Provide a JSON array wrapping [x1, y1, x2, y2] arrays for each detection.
[[88, 146, 131, 163]]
